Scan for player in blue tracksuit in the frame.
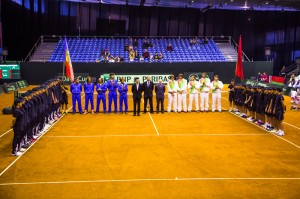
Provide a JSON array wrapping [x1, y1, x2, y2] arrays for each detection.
[[96, 78, 107, 113], [70, 77, 83, 114], [118, 77, 128, 114], [106, 73, 118, 114], [84, 77, 95, 114]]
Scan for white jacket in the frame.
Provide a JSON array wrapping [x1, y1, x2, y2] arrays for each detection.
[[199, 77, 211, 92], [177, 79, 187, 94], [168, 80, 178, 93], [188, 80, 200, 94], [211, 80, 224, 93]]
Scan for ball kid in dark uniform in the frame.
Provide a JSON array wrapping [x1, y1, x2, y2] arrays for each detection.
[[61, 82, 69, 114], [228, 79, 235, 112], [70, 77, 83, 114], [254, 87, 265, 126], [273, 88, 285, 136], [96, 78, 107, 114], [83, 77, 95, 114], [118, 77, 128, 114], [106, 73, 118, 114], [12, 98, 25, 156]]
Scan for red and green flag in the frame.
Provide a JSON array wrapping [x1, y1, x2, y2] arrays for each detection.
[[269, 76, 285, 86]]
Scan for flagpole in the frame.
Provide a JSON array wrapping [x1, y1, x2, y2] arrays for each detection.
[[63, 36, 66, 84]]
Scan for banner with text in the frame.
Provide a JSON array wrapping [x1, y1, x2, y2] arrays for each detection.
[[101, 74, 171, 84]]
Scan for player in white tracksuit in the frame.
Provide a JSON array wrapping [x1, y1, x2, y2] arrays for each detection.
[[188, 75, 200, 112], [177, 74, 187, 113], [199, 73, 211, 112], [210, 75, 224, 112], [167, 74, 178, 113]]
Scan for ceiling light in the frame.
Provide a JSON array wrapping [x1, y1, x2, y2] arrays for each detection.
[[265, 1, 269, 5]]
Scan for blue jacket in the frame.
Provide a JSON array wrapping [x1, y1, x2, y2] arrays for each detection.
[[70, 83, 82, 94], [118, 83, 128, 95], [96, 83, 107, 95], [106, 79, 118, 92], [84, 83, 94, 94]]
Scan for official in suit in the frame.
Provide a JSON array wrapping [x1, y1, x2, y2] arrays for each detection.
[[142, 76, 154, 114], [132, 78, 143, 116], [155, 79, 165, 114]]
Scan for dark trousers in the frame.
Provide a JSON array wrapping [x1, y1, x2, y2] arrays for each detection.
[[144, 96, 153, 113], [12, 130, 22, 154], [156, 97, 164, 113], [133, 98, 141, 115]]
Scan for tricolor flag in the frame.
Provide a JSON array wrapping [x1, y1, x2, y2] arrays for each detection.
[[235, 35, 244, 81], [269, 76, 285, 86], [64, 37, 74, 82]]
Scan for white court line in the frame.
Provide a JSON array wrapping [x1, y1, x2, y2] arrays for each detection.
[[43, 133, 269, 138], [283, 122, 300, 130], [221, 96, 300, 149], [0, 95, 85, 178], [148, 113, 160, 136], [0, 129, 12, 138], [1, 177, 300, 186]]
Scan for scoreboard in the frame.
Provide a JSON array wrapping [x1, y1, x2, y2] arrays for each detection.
[[0, 64, 21, 79]]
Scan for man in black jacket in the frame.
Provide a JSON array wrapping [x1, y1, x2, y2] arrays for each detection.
[[155, 79, 165, 114], [132, 78, 143, 116], [143, 76, 154, 114]]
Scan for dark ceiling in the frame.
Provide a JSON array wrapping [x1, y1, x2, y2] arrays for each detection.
[[60, 0, 300, 11]]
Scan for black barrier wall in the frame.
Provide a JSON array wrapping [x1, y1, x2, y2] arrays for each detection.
[[21, 61, 273, 84]]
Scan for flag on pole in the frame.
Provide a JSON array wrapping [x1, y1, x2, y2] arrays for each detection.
[[64, 37, 74, 82], [235, 35, 244, 81]]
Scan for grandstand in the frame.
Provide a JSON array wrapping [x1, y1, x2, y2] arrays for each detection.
[[48, 37, 226, 63]]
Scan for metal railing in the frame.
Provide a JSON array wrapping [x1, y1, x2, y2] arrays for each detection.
[[285, 63, 298, 76], [24, 36, 42, 62], [229, 37, 250, 62]]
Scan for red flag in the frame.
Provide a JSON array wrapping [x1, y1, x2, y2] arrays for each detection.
[[235, 35, 244, 81], [64, 37, 74, 82]]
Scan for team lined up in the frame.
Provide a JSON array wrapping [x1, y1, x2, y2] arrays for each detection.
[[68, 73, 225, 115], [229, 81, 286, 136], [12, 78, 62, 156]]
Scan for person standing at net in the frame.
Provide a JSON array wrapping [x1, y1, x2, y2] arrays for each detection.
[[155, 79, 165, 114], [188, 75, 200, 112], [177, 73, 187, 113], [132, 78, 143, 116], [96, 78, 107, 114], [83, 77, 95, 114], [118, 77, 128, 114], [142, 76, 154, 114], [70, 77, 83, 114], [167, 74, 178, 113], [211, 75, 224, 112], [199, 73, 211, 112], [106, 73, 118, 114]]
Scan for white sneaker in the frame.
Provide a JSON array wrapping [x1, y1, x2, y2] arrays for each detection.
[[16, 151, 23, 156], [20, 148, 26, 152], [277, 131, 285, 136]]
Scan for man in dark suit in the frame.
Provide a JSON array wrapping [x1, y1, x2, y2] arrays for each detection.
[[132, 78, 143, 116], [155, 79, 165, 114], [142, 76, 154, 114]]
